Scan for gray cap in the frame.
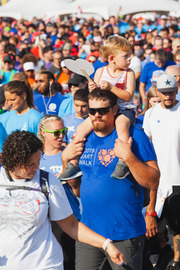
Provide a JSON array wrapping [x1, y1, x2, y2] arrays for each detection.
[[134, 49, 144, 58], [157, 74, 177, 93]]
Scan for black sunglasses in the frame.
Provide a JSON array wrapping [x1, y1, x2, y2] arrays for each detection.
[[88, 106, 112, 116]]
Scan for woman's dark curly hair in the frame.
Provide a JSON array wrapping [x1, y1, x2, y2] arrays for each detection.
[[1, 130, 43, 172]]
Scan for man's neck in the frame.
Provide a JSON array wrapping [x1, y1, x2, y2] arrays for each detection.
[[43, 91, 56, 97]]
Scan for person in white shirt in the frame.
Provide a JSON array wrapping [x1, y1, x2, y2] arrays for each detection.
[[143, 74, 180, 270]]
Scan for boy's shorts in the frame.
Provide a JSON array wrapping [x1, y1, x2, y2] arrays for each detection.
[[158, 186, 180, 235], [116, 108, 136, 126]]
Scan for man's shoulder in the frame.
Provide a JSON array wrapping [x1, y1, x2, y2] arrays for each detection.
[[54, 92, 66, 101]]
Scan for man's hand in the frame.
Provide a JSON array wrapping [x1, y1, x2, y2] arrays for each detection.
[[106, 242, 124, 266], [145, 216, 158, 239], [114, 137, 133, 162]]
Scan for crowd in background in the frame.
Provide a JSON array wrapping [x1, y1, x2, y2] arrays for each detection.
[[0, 9, 180, 270]]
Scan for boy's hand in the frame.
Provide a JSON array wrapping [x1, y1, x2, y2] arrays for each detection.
[[100, 81, 112, 91], [88, 81, 98, 92]]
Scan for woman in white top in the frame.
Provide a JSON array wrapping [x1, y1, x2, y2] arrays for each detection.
[[0, 130, 124, 270]]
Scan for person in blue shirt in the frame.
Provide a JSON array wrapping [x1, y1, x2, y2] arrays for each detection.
[[62, 88, 160, 270], [0, 80, 42, 136], [38, 114, 82, 270], [34, 70, 66, 115], [0, 54, 17, 84], [139, 49, 175, 104], [58, 73, 88, 118], [63, 88, 89, 144]]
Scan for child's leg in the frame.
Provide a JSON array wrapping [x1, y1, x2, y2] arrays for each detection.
[[111, 114, 131, 180], [71, 117, 93, 167], [60, 117, 93, 181]]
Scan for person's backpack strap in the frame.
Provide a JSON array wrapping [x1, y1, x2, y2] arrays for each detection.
[[39, 169, 49, 201]]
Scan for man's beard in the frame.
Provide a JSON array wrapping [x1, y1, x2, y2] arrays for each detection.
[[163, 100, 174, 109], [92, 119, 106, 132]]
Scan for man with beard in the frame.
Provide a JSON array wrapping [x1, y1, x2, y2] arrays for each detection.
[[61, 88, 159, 270], [34, 71, 65, 115], [143, 74, 180, 270]]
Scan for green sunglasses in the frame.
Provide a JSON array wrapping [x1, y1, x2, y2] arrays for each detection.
[[44, 127, 68, 137]]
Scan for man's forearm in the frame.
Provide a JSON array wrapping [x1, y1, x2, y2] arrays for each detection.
[[125, 153, 159, 191], [139, 82, 146, 103]]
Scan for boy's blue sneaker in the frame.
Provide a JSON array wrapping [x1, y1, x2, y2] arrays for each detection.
[[111, 160, 130, 179], [60, 162, 82, 181]]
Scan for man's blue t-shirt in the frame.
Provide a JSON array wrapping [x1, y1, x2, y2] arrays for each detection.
[[140, 60, 175, 92], [40, 152, 81, 220], [0, 108, 42, 136], [79, 126, 156, 240], [63, 112, 85, 144], [34, 92, 66, 115]]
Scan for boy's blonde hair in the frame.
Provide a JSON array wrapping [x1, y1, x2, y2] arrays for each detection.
[[102, 35, 132, 59]]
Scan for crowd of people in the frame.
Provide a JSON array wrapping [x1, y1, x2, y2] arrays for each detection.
[[0, 10, 180, 270]]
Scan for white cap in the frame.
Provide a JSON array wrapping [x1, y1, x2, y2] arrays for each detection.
[[61, 60, 66, 68], [157, 74, 177, 93], [160, 15, 167, 20], [23, 62, 35, 71]]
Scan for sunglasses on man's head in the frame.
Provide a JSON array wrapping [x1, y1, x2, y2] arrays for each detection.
[[43, 127, 68, 137], [88, 106, 112, 116]]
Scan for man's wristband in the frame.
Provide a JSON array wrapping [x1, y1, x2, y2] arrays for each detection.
[[102, 238, 113, 251], [146, 211, 157, 217]]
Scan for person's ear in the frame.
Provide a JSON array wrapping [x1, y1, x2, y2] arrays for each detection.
[[112, 104, 118, 115], [22, 92, 27, 101], [109, 55, 115, 63]]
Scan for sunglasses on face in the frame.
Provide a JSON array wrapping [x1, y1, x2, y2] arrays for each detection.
[[88, 106, 112, 116], [43, 127, 68, 137]]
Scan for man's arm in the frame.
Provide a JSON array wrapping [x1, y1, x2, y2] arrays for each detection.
[[114, 137, 160, 191], [145, 190, 158, 238], [56, 214, 124, 266], [139, 82, 146, 104]]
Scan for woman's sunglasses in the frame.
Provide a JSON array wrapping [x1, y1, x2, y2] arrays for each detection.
[[43, 127, 68, 137], [88, 106, 112, 116]]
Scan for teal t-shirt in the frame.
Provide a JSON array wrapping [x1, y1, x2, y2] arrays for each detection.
[[0, 108, 42, 136]]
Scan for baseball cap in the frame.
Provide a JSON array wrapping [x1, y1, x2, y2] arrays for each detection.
[[151, 70, 165, 83], [63, 43, 72, 51], [157, 74, 177, 93], [68, 73, 85, 85], [0, 85, 5, 104], [23, 62, 35, 71], [160, 15, 167, 20], [134, 49, 144, 58]]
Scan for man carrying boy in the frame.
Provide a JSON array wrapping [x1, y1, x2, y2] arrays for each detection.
[[62, 89, 159, 270]]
